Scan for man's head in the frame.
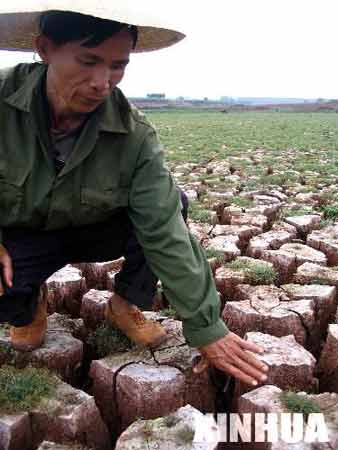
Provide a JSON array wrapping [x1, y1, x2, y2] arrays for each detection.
[[35, 11, 138, 116]]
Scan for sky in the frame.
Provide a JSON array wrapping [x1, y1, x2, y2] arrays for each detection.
[[1, 0, 338, 100]]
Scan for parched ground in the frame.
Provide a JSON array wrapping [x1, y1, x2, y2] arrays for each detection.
[[3, 111, 338, 450]]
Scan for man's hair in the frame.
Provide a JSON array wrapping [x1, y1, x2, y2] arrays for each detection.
[[38, 10, 138, 48]]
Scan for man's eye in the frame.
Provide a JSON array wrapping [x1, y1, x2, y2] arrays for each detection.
[[79, 59, 96, 66]]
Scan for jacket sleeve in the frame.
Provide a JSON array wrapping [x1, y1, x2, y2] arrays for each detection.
[[127, 126, 229, 348]]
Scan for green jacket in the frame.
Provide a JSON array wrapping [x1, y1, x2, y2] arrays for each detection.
[[0, 63, 229, 347]]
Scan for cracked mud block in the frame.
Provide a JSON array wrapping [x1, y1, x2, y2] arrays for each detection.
[[307, 225, 338, 265], [318, 324, 338, 393], [222, 298, 320, 355], [0, 413, 32, 450], [235, 333, 317, 398], [0, 314, 83, 384], [80, 289, 113, 329], [89, 319, 216, 434], [238, 385, 338, 450], [211, 225, 262, 249], [281, 284, 337, 333], [251, 194, 282, 206], [230, 213, 268, 231], [37, 442, 93, 450], [115, 404, 219, 450], [206, 235, 241, 262], [293, 262, 338, 288], [244, 204, 282, 223], [261, 244, 327, 284], [215, 258, 276, 299], [73, 258, 124, 290], [30, 381, 111, 450], [284, 215, 321, 236], [233, 285, 290, 302], [46, 265, 87, 317], [246, 228, 298, 259]]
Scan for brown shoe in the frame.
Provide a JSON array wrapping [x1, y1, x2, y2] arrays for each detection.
[[105, 294, 167, 347], [10, 287, 47, 351]]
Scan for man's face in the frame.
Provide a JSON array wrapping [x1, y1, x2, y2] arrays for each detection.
[[41, 31, 133, 114]]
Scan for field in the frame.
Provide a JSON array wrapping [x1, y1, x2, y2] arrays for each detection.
[[148, 111, 338, 221]]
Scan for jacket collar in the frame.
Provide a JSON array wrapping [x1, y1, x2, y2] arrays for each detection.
[[4, 63, 129, 135]]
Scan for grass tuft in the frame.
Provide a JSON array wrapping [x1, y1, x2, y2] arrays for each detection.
[[280, 391, 321, 414], [188, 201, 210, 223], [322, 204, 338, 221], [231, 196, 254, 208], [226, 259, 277, 284], [88, 324, 134, 357], [0, 365, 58, 414]]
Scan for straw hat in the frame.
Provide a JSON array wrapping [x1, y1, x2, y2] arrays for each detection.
[[0, 1, 186, 52]]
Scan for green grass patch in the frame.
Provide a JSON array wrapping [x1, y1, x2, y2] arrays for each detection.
[[160, 306, 177, 318], [231, 196, 254, 208], [322, 204, 338, 221], [204, 248, 226, 265], [87, 324, 134, 357], [188, 201, 210, 223], [0, 365, 58, 414], [226, 259, 278, 284], [280, 391, 321, 414]]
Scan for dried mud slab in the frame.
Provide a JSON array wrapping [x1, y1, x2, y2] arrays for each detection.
[[293, 262, 338, 287], [80, 289, 113, 329], [30, 381, 111, 450], [235, 333, 317, 398], [222, 298, 320, 355], [247, 228, 296, 259], [281, 284, 337, 332], [238, 385, 338, 450], [318, 324, 338, 393], [215, 257, 276, 298], [0, 381, 110, 450], [261, 244, 327, 284], [73, 259, 124, 290], [307, 225, 338, 265], [115, 404, 219, 450], [37, 443, 93, 450], [0, 413, 32, 450], [0, 314, 84, 384], [206, 235, 241, 262], [46, 265, 87, 316], [211, 225, 262, 249], [89, 319, 216, 434], [284, 215, 321, 236]]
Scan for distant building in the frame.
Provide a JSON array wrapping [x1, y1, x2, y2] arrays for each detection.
[[147, 93, 166, 100]]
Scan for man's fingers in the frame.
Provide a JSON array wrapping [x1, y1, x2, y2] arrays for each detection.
[[212, 359, 260, 387], [236, 336, 265, 354], [233, 344, 269, 373], [0, 277, 4, 296], [229, 353, 268, 383], [2, 261, 13, 289], [0, 247, 13, 290]]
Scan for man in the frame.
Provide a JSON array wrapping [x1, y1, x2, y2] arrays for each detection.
[[0, 2, 268, 386]]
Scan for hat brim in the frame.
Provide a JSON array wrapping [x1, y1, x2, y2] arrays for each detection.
[[0, 11, 186, 53]]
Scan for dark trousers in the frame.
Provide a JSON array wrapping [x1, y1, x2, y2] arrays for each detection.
[[0, 190, 188, 327]]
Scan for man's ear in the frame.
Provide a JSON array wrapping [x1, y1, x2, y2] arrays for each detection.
[[34, 35, 53, 64]]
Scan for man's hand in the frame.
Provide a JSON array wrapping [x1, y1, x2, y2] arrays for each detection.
[[194, 332, 269, 386], [0, 244, 13, 296]]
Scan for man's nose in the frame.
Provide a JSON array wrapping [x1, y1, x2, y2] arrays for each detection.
[[90, 68, 112, 93]]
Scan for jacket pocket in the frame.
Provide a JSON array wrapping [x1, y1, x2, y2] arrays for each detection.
[[0, 180, 24, 223], [79, 186, 127, 224]]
